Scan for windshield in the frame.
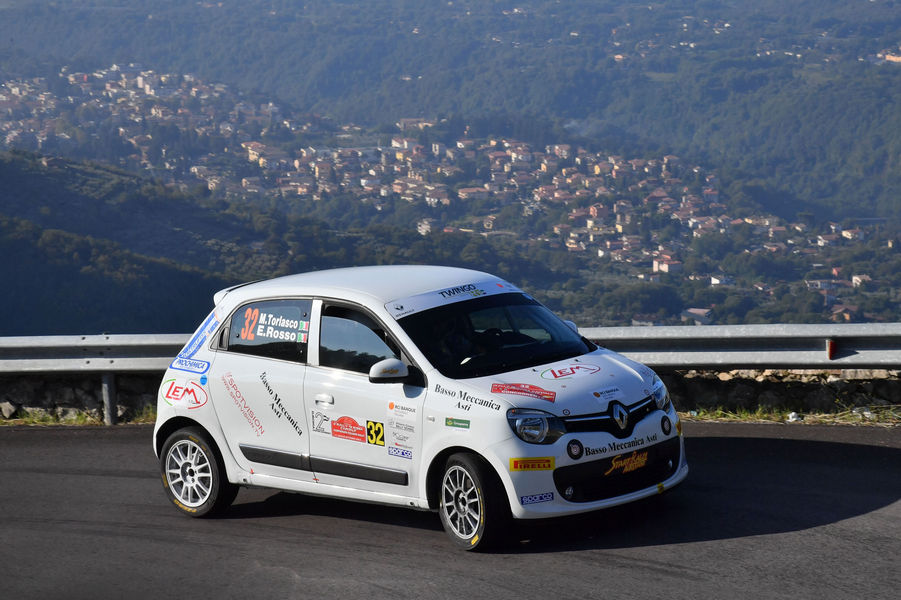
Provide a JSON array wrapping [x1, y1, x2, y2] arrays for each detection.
[[397, 293, 595, 379]]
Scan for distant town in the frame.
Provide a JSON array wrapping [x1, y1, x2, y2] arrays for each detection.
[[1, 64, 896, 324]]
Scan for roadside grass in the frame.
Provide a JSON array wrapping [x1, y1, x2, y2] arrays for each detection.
[[1, 405, 156, 426], [679, 405, 901, 426], [2, 404, 897, 426]]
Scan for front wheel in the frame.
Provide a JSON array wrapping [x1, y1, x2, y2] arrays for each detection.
[[438, 453, 509, 551], [160, 427, 238, 517]]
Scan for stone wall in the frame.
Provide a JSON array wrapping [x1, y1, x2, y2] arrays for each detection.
[[661, 369, 901, 414], [0, 370, 899, 423], [0, 374, 160, 423]]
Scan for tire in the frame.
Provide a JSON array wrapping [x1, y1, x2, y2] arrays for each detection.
[[159, 427, 238, 517], [438, 453, 510, 551]]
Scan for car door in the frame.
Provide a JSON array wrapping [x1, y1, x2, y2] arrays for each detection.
[[209, 297, 315, 481], [304, 300, 425, 498]]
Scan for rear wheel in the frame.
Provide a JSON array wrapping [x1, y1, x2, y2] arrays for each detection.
[[438, 453, 509, 551], [160, 427, 237, 517]]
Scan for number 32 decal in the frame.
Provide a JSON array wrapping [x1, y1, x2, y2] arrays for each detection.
[[366, 421, 385, 446]]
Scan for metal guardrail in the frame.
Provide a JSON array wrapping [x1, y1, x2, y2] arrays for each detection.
[[1, 324, 899, 424], [0, 334, 188, 373], [581, 323, 901, 370]]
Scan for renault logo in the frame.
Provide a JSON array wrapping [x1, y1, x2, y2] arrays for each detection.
[[611, 402, 629, 431]]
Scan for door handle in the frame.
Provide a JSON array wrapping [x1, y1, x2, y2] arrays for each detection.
[[315, 393, 334, 406]]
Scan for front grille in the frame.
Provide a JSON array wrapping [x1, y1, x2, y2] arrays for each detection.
[[561, 396, 656, 439], [553, 436, 681, 503]]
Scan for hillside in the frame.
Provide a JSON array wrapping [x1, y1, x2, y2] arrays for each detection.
[[1, 0, 900, 219]]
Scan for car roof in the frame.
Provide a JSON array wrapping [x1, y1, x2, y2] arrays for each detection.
[[214, 265, 505, 309]]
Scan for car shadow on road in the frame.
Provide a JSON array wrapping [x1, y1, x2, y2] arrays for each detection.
[[223, 487, 443, 531], [505, 436, 901, 553], [216, 436, 901, 552]]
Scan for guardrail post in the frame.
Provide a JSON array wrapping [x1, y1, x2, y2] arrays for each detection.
[[102, 373, 117, 426]]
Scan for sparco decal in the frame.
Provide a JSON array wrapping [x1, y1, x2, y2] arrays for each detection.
[[388, 447, 413, 459], [221, 372, 264, 437], [259, 372, 302, 438], [491, 383, 556, 403], [540, 364, 600, 380], [509, 457, 555, 471], [520, 492, 554, 505], [604, 451, 649, 476], [161, 379, 208, 409]]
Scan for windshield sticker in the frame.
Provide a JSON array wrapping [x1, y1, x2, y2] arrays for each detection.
[[540, 364, 601, 380], [386, 279, 521, 319], [179, 311, 219, 359], [160, 378, 208, 409], [491, 383, 556, 403]]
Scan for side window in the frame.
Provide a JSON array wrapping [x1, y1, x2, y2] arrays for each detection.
[[319, 305, 400, 374], [226, 299, 312, 363]]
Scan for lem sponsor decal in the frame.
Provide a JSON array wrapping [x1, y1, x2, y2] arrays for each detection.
[[445, 417, 470, 429], [520, 492, 554, 505], [160, 379, 208, 409], [331, 416, 366, 442], [509, 457, 555, 472], [491, 383, 556, 403], [540, 364, 600, 380]]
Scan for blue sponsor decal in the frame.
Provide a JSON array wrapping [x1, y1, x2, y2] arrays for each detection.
[[388, 447, 412, 459], [170, 357, 211, 375], [179, 312, 219, 359], [520, 492, 554, 505]]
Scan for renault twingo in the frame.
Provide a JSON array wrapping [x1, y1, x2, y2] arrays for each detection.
[[154, 266, 687, 550]]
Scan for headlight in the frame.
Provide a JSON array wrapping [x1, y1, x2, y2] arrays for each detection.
[[651, 378, 670, 411], [506, 408, 566, 444]]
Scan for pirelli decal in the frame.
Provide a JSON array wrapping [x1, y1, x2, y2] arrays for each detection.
[[509, 457, 555, 472]]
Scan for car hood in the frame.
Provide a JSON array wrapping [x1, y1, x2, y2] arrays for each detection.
[[462, 348, 658, 416]]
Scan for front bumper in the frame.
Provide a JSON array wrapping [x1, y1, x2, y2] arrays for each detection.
[[491, 410, 689, 519]]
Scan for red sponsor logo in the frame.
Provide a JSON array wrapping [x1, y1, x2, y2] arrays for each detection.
[[490, 383, 556, 403], [540, 364, 601, 380], [331, 416, 366, 442], [161, 379, 208, 409]]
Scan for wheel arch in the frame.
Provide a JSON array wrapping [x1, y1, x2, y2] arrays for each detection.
[[425, 445, 508, 511], [155, 416, 206, 457]]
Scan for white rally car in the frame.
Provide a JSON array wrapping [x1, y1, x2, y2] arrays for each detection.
[[153, 265, 687, 550]]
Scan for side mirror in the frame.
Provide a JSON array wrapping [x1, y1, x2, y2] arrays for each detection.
[[563, 320, 579, 334], [368, 358, 410, 383]]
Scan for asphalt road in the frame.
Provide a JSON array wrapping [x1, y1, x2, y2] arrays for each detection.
[[0, 422, 898, 600]]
